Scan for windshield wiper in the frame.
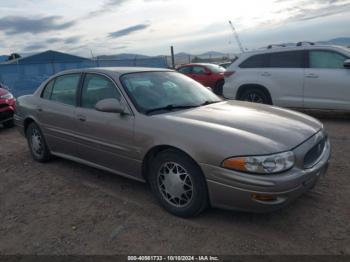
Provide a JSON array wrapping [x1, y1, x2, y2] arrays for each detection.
[[198, 100, 221, 106], [145, 104, 198, 114]]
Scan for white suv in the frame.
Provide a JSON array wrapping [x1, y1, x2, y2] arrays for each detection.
[[223, 44, 350, 111]]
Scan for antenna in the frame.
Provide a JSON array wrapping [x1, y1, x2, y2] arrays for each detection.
[[90, 49, 95, 60], [228, 21, 245, 53]]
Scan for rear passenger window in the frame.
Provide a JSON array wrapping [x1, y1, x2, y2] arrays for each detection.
[[268, 51, 304, 68], [50, 74, 80, 106], [41, 79, 54, 99], [81, 74, 121, 109], [240, 54, 267, 68], [192, 66, 206, 74]]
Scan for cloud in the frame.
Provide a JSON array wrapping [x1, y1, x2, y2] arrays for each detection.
[[274, 0, 348, 3], [45, 36, 82, 45], [267, 0, 350, 26], [108, 23, 150, 38], [64, 36, 81, 44], [285, 2, 350, 22], [23, 43, 47, 51], [46, 37, 62, 44], [87, 0, 128, 17], [0, 16, 75, 35], [111, 45, 128, 49]]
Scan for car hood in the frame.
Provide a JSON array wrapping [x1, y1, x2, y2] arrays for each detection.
[[158, 101, 322, 153]]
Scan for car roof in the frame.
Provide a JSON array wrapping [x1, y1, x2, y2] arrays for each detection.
[[54, 67, 174, 77], [239, 45, 347, 56], [179, 63, 222, 67]]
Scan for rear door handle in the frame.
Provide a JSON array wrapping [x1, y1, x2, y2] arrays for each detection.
[[305, 73, 319, 78], [36, 106, 43, 112], [77, 115, 86, 122], [261, 72, 271, 77]]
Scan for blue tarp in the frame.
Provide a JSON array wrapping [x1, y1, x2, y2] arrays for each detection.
[[0, 57, 169, 97]]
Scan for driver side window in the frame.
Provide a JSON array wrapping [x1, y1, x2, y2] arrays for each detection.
[[309, 50, 347, 69], [81, 74, 121, 109]]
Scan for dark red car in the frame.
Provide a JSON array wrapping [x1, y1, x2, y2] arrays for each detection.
[[177, 63, 226, 95], [0, 87, 16, 128]]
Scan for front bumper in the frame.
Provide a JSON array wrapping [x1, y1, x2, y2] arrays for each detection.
[[202, 136, 331, 213], [0, 109, 14, 124]]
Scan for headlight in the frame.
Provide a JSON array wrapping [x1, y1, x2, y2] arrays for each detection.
[[0, 93, 13, 99], [222, 151, 295, 174]]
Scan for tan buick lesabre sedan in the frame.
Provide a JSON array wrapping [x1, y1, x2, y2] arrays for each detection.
[[15, 67, 331, 217]]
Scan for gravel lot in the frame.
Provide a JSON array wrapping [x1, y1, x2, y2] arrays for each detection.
[[0, 111, 350, 255]]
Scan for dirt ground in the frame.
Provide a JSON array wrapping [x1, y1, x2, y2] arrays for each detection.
[[0, 111, 350, 255]]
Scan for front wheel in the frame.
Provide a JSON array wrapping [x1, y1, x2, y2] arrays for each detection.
[[148, 150, 208, 217], [239, 88, 271, 105], [26, 122, 52, 162]]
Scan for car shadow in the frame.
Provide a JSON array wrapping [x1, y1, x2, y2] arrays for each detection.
[[0, 124, 15, 133], [51, 156, 312, 224]]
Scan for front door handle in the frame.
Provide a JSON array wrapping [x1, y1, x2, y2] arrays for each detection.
[[36, 106, 43, 112], [261, 72, 271, 77], [77, 115, 86, 122], [305, 73, 319, 78]]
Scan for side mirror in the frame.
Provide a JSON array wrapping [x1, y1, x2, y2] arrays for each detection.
[[205, 71, 212, 75], [205, 86, 213, 92], [95, 98, 126, 114], [344, 59, 350, 68]]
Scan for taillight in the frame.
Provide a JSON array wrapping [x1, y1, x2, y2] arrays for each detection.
[[224, 71, 235, 77]]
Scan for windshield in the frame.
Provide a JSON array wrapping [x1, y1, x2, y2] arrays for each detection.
[[338, 46, 350, 57], [120, 71, 222, 114]]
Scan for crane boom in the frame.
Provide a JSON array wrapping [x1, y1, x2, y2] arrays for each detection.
[[229, 21, 245, 53]]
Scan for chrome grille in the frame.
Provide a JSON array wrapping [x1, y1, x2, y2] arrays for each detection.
[[304, 137, 326, 168]]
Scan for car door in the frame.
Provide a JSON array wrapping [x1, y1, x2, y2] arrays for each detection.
[[258, 51, 305, 108], [303, 49, 350, 110], [74, 73, 140, 179], [38, 73, 82, 157], [191, 66, 210, 86]]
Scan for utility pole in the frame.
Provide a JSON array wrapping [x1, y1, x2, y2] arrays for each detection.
[[170, 46, 175, 68], [228, 21, 245, 53]]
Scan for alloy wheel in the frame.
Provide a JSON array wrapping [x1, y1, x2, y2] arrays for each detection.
[[244, 92, 264, 103]]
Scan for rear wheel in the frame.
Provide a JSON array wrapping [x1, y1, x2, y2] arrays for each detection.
[[26, 122, 52, 162], [213, 80, 224, 96], [148, 149, 208, 217], [239, 87, 271, 105]]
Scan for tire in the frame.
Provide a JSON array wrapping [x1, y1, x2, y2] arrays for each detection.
[[26, 122, 51, 162], [238, 87, 271, 105], [214, 80, 224, 96], [148, 149, 208, 217], [3, 119, 14, 128]]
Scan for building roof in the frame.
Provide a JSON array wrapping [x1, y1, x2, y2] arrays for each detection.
[[13, 50, 89, 64]]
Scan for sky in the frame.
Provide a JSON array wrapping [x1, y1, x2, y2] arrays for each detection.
[[0, 0, 349, 57]]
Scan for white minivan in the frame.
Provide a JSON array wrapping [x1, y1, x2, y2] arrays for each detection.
[[223, 44, 350, 110]]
